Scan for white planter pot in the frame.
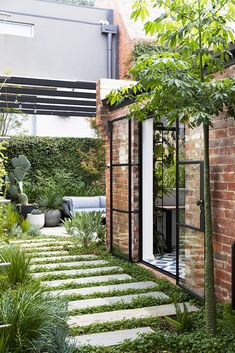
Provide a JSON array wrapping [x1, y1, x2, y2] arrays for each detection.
[[27, 213, 45, 228]]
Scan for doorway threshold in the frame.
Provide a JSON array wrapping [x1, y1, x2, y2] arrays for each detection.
[[144, 252, 185, 279]]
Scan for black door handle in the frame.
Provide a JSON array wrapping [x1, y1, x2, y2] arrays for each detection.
[[196, 200, 204, 206]]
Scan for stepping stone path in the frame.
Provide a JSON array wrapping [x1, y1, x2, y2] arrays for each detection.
[[11, 236, 198, 348], [32, 266, 123, 278]]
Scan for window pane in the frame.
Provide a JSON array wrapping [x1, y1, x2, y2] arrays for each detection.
[[0, 20, 34, 37]]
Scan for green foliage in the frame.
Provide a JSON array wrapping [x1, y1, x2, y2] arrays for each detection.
[[0, 142, 7, 195], [64, 211, 106, 247], [165, 302, 194, 332], [0, 246, 31, 287], [31, 208, 43, 215], [107, 0, 235, 336], [8, 155, 31, 205], [6, 137, 105, 202], [38, 191, 62, 211], [21, 219, 30, 233], [222, 305, 235, 337], [10, 224, 23, 238], [0, 286, 70, 352], [0, 109, 28, 137], [27, 224, 41, 237], [132, 41, 161, 60], [0, 203, 21, 237], [0, 203, 41, 238], [62, 218, 74, 235]]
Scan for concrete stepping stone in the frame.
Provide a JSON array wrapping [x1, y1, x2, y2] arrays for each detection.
[[31, 254, 97, 264], [69, 327, 154, 347], [68, 291, 169, 311], [32, 266, 123, 279], [41, 274, 132, 288], [10, 238, 59, 244], [68, 302, 198, 327], [19, 241, 72, 248], [28, 250, 69, 258], [48, 281, 157, 297], [24, 245, 66, 252], [31, 260, 108, 270]]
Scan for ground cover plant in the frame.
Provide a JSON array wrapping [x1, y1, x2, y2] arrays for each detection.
[[1, 232, 235, 352], [62, 241, 235, 353]]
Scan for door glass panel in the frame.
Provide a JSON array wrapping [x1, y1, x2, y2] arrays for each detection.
[[112, 120, 128, 165], [179, 227, 204, 297], [178, 163, 202, 230], [112, 166, 128, 211], [112, 210, 129, 259]]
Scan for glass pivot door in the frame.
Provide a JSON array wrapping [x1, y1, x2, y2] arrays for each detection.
[[176, 159, 205, 298]]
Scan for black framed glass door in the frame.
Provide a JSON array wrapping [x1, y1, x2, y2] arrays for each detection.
[[109, 116, 141, 261], [176, 120, 205, 297]]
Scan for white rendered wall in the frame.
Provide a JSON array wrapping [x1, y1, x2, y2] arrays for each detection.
[[20, 115, 94, 138], [142, 118, 154, 260]]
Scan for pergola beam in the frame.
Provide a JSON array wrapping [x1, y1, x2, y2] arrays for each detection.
[[1, 87, 96, 99], [0, 108, 96, 117], [0, 76, 96, 90], [0, 103, 96, 113], [0, 94, 96, 106], [0, 76, 97, 117]]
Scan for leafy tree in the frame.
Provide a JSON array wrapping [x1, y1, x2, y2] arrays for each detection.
[[107, 0, 235, 335], [0, 110, 28, 136]]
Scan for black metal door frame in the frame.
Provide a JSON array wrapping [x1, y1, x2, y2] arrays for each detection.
[[109, 116, 142, 261], [175, 118, 205, 298]]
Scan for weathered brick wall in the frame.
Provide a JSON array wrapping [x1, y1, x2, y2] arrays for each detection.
[[210, 114, 235, 301], [96, 80, 140, 261], [185, 94, 235, 301]]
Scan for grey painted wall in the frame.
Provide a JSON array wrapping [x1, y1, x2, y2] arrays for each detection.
[[0, 0, 117, 80]]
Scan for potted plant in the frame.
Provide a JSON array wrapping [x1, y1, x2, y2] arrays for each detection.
[[27, 208, 45, 229], [7, 155, 35, 217], [38, 191, 62, 227]]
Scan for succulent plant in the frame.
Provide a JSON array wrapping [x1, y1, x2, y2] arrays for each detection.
[[31, 208, 43, 215], [8, 155, 31, 205]]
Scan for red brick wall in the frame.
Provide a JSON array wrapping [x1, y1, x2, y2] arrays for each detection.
[[210, 115, 235, 301], [184, 102, 235, 301]]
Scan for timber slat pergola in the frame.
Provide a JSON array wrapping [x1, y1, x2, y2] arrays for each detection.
[[0, 76, 96, 117]]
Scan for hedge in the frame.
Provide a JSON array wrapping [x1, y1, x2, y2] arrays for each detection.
[[5, 136, 105, 200]]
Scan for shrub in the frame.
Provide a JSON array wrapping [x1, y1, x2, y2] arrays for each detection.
[[64, 211, 106, 247], [6, 137, 105, 202], [0, 287, 70, 352], [0, 204, 21, 237], [0, 246, 31, 287], [27, 225, 41, 237], [21, 219, 30, 233], [38, 191, 62, 211]]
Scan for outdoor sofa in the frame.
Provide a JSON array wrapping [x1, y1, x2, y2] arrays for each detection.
[[62, 196, 106, 218]]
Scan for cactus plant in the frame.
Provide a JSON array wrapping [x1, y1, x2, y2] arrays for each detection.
[[8, 155, 31, 205]]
